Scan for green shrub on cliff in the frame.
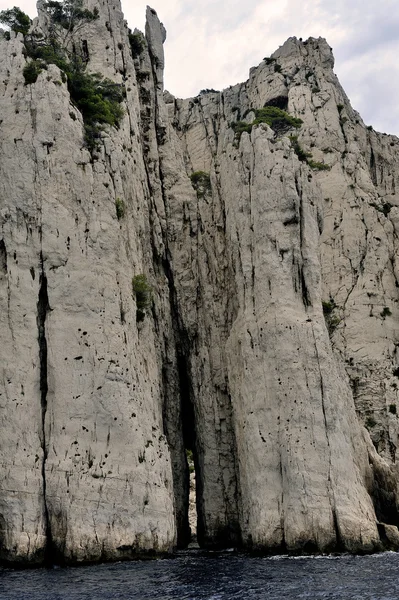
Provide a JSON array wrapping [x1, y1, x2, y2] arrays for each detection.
[[322, 299, 341, 335], [381, 307, 392, 318], [43, 0, 98, 33], [132, 274, 152, 322], [24, 49, 125, 150], [252, 106, 303, 130], [2, 1, 123, 151], [289, 135, 312, 162], [129, 30, 146, 58], [190, 171, 212, 198], [115, 197, 125, 220], [23, 59, 44, 84], [307, 159, 331, 171], [289, 136, 331, 171], [231, 107, 303, 144]]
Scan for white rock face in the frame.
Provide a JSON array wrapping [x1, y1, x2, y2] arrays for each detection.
[[0, 2, 399, 564], [0, 2, 175, 564], [158, 36, 399, 551]]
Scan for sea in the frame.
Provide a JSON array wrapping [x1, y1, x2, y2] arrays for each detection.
[[1, 549, 398, 599]]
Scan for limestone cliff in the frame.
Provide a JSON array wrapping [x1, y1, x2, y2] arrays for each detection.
[[1, 0, 399, 565]]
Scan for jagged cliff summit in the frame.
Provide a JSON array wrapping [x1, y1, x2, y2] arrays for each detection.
[[1, 0, 399, 566]]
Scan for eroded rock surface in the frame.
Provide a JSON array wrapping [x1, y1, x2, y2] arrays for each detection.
[[1, 1, 399, 564]]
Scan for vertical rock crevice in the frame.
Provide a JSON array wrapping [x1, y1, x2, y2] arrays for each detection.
[[36, 264, 52, 564], [0, 240, 7, 274], [159, 255, 197, 548]]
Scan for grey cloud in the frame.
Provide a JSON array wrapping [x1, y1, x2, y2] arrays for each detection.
[[177, 0, 261, 32], [338, 58, 399, 135], [334, 18, 399, 60]]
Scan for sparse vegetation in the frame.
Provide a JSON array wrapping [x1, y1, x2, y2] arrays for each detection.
[[289, 136, 330, 171], [69, 69, 124, 151], [366, 416, 377, 428], [370, 201, 392, 217], [307, 159, 331, 171], [136, 70, 150, 84], [190, 171, 211, 197], [322, 299, 341, 336], [231, 120, 252, 142], [42, 0, 98, 47], [23, 59, 44, 84], [44, 0, 98, 29], [327, 317, 342, 334], [8, 1, 124, 151], [0, 6, 31, 35], [389, 404, 397, 415], [186, 449, 195, 474], [381, 306, 392, 318], [129, 30, 146, 58], [253, 107, 302, 131], [231, 107, 303, 144], [132, 274, 152, 322], [115, 197, 125, 220], [289, 136, 312, 162]]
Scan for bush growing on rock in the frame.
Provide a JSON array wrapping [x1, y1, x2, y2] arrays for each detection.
[[307, 159, 331, 171], [322, 299, 341, 336], [370, 201, 392, 217], [231, 107, 303, 144], [199, 88, 218, 95], [129, 31, 146, 58], [2, 1, 123, 150], [190, 171, 211, 197], [23, 59, 44, 84], [42, 0, 98, 48], [19, 0, 124, 153], [290, 136, 330, 171], [253, 106, 303, 130], [289, 135, 312, 162], [132, 274, 152, 322], [115, 197, 125, 220], [43, 0, 98, 32]]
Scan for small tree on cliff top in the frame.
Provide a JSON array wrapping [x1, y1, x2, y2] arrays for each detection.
[[44, 0, 99, 31], [43, 0, 99, 47], [0, 6, 31, 35]]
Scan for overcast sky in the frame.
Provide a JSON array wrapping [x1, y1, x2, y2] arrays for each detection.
[[1, 0, 398, 135]]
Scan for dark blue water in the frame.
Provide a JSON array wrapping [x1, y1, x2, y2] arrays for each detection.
[[1, 550, 399, 599]]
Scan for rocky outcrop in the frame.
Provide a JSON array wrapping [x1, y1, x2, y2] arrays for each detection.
[[1, 0, 399, 564], [0, 1, 176, 564]]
